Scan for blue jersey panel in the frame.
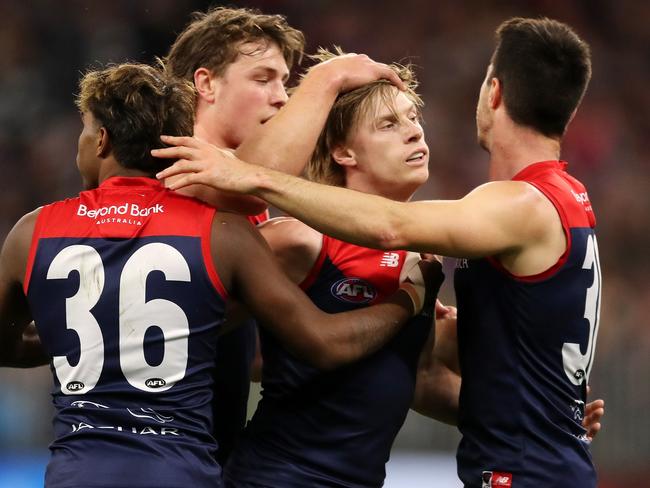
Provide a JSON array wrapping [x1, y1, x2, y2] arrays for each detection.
[[226, 253, 431, 488], [27, 235, 226, 488], [455, 227, 600, 488]]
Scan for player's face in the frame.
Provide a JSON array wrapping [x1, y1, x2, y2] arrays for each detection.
[[341, 89, 429, 201], [476, 64, 494, 150], [76, 111, 101, 190], [209, 40, 290, 148]]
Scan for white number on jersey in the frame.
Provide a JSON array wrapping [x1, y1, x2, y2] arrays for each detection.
[[47, 243, 191, 394], [48, 245, 105, 394], [562, 235, 602, 385]]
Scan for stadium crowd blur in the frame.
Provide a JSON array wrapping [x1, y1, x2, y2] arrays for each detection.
[[0, 1, 647, 486]]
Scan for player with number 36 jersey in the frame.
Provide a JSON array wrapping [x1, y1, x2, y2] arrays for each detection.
[[25, 177, 229, 487], [0, 63, 437, 488]]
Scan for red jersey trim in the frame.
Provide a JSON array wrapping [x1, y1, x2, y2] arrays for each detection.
[[201, 208, 228, 300], [300, 233, 327, 290], [247, 209, 270, 226]]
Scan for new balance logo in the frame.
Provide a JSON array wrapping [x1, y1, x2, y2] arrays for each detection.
[[482, 471, 512, 488], [380, 252, 400, 267]]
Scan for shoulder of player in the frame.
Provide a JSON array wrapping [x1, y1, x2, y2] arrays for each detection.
[[7, 207, 42, 247], [0, 207, 42, 281], [211, 210, 261, 238], [258, 216, 323, 260], [470, 180, 555, 216], [465, 181, 559, 241]]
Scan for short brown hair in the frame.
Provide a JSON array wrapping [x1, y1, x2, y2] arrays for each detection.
[[307, 51, 422, 187], [166, 6, 305, 82], [491, 17, 592, 137], [76, 62, 196, 174]]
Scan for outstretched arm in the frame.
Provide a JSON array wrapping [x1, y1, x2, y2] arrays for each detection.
[[155, 138, 555, 264], [211, 212, 442, 370]]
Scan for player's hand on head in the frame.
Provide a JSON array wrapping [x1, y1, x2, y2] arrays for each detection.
[[153, 135, 255, 194], [583, 385, 605, 442], [309, 51, 406, 93], [399, 253, 444, 317]]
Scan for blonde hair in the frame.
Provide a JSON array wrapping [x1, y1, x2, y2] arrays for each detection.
[[306, 49, 423, 187]]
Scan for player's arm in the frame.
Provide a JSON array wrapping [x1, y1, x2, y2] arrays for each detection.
[[155, 139, 555, 263], [412, 303, 460, 425], [246, 217, 323, 380], [211, 212, 441, 370], [217, 218, 322, 337], [170, 54, 406, 215], [258, 217, 323, 284], [218, 217, 322, 380], [172, 179, 268, 217], [0, 209, 49, 367], [236, 53, 407, 175]]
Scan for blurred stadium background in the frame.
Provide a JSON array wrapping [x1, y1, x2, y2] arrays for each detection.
[[0, 1, 648, 486]]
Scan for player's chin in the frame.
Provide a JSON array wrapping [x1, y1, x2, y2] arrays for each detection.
[[398, 168, 429, 190], [407, 163, 429, 182]]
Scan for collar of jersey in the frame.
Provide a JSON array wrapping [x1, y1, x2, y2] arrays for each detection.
[[512, 160, 567, 181]]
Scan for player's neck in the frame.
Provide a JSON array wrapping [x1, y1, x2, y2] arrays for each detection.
[[486, 122, 561, 181], [193, 122, 236, 150], [98, 157, 152, 184], [345, 175, 415, 202]]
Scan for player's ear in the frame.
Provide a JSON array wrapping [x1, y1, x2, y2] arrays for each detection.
[[97, 126, 111, 158], [194, 67, 217, 103], [488, 77, 502, 109], [331, 145, 357, 168]]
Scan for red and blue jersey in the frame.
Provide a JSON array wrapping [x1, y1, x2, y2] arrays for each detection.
[[225, 235, 432, 487], [455, 161, 600, 488], [25, 177, 228, 488], [247, 210, 270, 226]]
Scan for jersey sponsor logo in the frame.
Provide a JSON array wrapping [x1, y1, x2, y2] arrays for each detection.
[[571, 190, 590, 204], [482, 471, 512, 487], [71, 401, 109, 409], [71, 422, 180, 436], [571, 189, 593, 212], [380, 252, 400, 267], [77, 203, 164, 219], [127, 408, 174, 424], [331, 277, 377, 304], [455, 258, 469, 269]]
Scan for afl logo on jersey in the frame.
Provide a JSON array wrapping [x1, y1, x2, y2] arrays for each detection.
[[145, 378, 167, 389], [331, 277, 377, 304], [66, 381, 85, 392]]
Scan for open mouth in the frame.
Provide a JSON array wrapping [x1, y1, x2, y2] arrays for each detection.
[[405, 151, 427, 165]]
